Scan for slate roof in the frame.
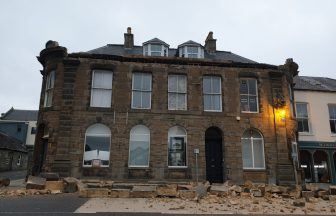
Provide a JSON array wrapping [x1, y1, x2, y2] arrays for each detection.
[[178, 40, 203, 47], [87, 43, 256, 63], [143, 38, 169, 47], [1, 108, 38, 121], [0, 132, 27, 152], [294, 76, 336, 92]]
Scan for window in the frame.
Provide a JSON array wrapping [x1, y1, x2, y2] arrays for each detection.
[[31, 127, 37, 134], [328, 104, 336, 134], [296, 103, 310, 133], [143, 44, 168, 57], [168, 126, 187, 167], [17, 125, 21, 132], [203, 76, 222, 111], [129, 125, 150, 167], [83, 124, 111, 167], [186, 46, 199, 58], [17, 155, 22, 166], [132, 73, 152, 109], [44, 70, 55, 107], [168, 75, 187, 110], [241, 129, 265, 169], [90, 70, 113, 107], [240, 79, 258, 113]]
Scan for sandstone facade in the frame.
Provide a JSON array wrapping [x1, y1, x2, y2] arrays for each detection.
[[32, 36, 298, 185]]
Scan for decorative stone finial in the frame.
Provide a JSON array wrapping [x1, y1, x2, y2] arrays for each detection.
[[45, 40, 59, 49]]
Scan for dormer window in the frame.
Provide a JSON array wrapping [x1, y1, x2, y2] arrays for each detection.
[[178, 40, 204, 59], [143, 38, 169, 57]]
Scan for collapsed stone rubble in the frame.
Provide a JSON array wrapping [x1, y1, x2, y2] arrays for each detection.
[[1, 176, 336, 214]]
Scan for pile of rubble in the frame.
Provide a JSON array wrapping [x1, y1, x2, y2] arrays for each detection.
[[1, 176, 336, 207]]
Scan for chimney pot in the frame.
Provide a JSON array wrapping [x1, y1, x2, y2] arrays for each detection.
[[124, 27, 134, 49]]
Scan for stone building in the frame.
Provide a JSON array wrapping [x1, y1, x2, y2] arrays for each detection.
[[0, 132, 28, 172], [294, 76, 336, 184], [32, 28, 299, 185]]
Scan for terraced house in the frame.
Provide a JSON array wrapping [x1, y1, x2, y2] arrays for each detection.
[[32, 28, 299, 185]]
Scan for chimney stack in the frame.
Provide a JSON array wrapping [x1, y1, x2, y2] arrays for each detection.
[[204, 31, 216, 53], [124, 27, 134, 49]]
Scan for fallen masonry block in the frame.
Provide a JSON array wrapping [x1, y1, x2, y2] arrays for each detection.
[[209, 185, 229, 196], [301, 190, 314, 199], [45, 181, 64, 192], [63, 177, 78, 193], [109, 189, 130, 198], [293, 199, 305, 207], [84, 188, 109, 198], [26, 175, 46, 190], [244, 180, 253, 189], [177, 184, 193, 191], [157, 184, 178, 197], [229, 185, 242, 193], [329, 195, 336, 202], [130, 185, 157, 198], [330, 185, 336, 195], [0, 178, 10, 187], [179, 190, 196, 200], [317, 190, 329, 198], [39, 172, 60, 181], [251, 189, 263, 197]]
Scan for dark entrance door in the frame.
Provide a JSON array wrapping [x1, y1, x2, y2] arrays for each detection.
[[205, 127, 224, 183]]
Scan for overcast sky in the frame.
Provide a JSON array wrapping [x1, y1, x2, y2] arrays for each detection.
[[0, 0, 335, 114]]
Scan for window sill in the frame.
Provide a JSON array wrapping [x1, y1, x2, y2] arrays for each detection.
[[168, 166, 188, 169], [299, 132, 314, 136], [243, 168, 266, 171], [204, 110, 222, 113], [87, 107, 112, 112], [241, 111, 259, 114], [128, 166, 150, 169], [82, 166, 110, 168], [330, 133, 336, 137]]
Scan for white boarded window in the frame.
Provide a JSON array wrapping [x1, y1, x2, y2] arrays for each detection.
[[241, 129, 265, 169], [240, 79, 258, 113], [90, 70, 113, 107], [168, 126, 187, 167], [129, 125, 150, 167], [132, 73, 152, 109], [83, 124, 111, 167], [203, 76, 222, 111], [168, 75, 187, 110], [44, 70, 55, 107]]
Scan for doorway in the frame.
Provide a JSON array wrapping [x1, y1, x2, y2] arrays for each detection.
[[205, 127, 224, 183]]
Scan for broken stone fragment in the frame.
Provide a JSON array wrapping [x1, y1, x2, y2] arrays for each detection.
[[39, 172, 60, 181], [157, 184, 178, 197], [195, 185, 208, 198], [329, 185, 336, 195], [244, 180, 253, 189], [45, 180, 64, 192], [26, 175, 46, 190], [130, 185, 157, 198], [229, 185, 242, 193], [301, 190, 314, 199], [209, 185, 229, 196], [177, 184, 193, 191], [63, 177, 78, 193], [317, 190, 329, 198], [84, 188, 109, 198], [0, 178, 10, 187], [109, 189, 130, 198], [293, 199, 305, 207], [251, 189, 263, 197], [179, 190, 196, 200]]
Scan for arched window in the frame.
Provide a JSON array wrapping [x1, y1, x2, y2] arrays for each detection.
[[241, 129, 265, 169], [129, 125, 150, 167], [83, 124, 111, 167], [168, 126, 187, 167]]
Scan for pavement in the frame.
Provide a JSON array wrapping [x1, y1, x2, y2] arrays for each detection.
[[0, 194, 334, 215], [0, 170, 27, 180]]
